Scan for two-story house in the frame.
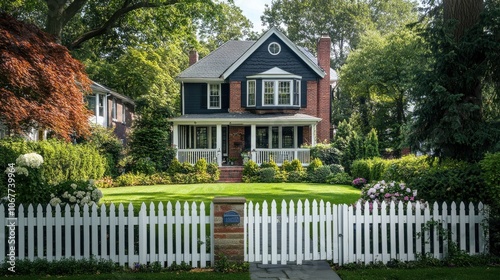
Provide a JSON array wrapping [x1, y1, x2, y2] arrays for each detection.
[[170, 27, 336, 167], [86, 82, 135, 145]]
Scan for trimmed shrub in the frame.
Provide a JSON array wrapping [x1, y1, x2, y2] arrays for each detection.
[[410, 160, 488, 204], [290, 159, 305, 172], [132, 157, 157, 175], [329, 164, 344, 175], [351, 160, 371, 181], [309, 165, 331, 183], [207, 162, 220, 182], [259, 167, 276, 183], [327, 172, 352, 185], [260, 160, 279, 172], [287, 171, 307, 183], [480, 152, 500, 202], [307, 158, 323, 173], [382, 155, 431, 183], [242, 160, 259, 182], [309, 143, 342, 165]]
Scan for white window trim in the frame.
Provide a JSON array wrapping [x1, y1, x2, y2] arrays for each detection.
[[111, 98, 117, 121], [207, 83, 221, 109], [261, 79, 296, 106], [122, 104, 127, 124], [268, 42, 281, 55], [247, 80, 256, 107]]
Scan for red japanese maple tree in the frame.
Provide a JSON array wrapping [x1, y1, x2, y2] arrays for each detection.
[[0, 13, 91, 140]]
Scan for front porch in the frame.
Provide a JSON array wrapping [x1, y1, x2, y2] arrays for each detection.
[[170, 113, 321, 167], [176, 147, 311, 166]]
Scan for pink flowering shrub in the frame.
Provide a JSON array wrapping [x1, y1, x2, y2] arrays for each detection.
[[352, 177, 367, 189], [356, 180, 428, 211]]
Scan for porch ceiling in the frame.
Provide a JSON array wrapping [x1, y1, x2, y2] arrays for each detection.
[[169, 112, 321, 125]]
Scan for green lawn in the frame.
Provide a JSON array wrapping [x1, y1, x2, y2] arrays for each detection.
[[336, 266, 500, 279], [99, 183, 360, 209]]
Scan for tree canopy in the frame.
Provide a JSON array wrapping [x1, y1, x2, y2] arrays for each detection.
[[0, 13, 92, 140], [261, 0, 418, 68], [409, 0, 500, 161]]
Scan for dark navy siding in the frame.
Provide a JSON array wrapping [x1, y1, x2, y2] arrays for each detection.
[[184, 83, 229, 114], [229, 34, 320, 109]]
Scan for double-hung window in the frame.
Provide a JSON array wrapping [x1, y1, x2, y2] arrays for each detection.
[[262, 80, 294, 106], [208, 84, 221, 109], [247, 80, 256, 106]]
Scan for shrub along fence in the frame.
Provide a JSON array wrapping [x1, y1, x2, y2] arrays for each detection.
[[0, 200, 488, 267]]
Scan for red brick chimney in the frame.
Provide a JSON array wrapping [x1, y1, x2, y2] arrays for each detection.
[[316, 34, 331, 142], [189, 50, 198, 66]]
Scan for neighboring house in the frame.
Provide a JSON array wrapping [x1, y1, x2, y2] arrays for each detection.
[[86, 82, 135, 145], [0, 82, 134, 143], [171, 27, 337, 167]]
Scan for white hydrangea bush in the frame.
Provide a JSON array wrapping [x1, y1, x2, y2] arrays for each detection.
[[49, 180, 103, 207], [16, 152, 44, 169]]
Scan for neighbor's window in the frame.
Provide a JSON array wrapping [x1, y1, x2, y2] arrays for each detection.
[[111, 98, 117, 120], [247, 80, 256, 106], [208, 84, 221, 109]]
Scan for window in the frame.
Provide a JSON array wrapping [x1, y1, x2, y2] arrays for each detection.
[[111, 98, 117, 120], [86, 95, 96, 114], [262, 80, 296, 106], [278, 81, 291, 105], [196, 127, 208, 148], [208, 84, 221, 109], [268, 42, 281, 55], [263, 81, 275, 105], [98, 94, 104, 117], [247, 80, 256, 106], [122, 105, 127, 124], [256, 127, 268, 148], [282, 127, 294, 148], [294, 80, 301, 106]]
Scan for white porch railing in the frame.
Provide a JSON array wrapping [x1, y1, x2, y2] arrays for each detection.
[[177, 149, 217, 165], [254, 149, 310, 165]]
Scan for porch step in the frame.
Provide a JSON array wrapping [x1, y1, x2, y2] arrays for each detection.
[[218, 166, 244, 183]]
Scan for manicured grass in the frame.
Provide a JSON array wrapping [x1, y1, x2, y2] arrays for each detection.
[[2, 271, 249, 280], [99, 183, 360, 209], [336, 266, 500, 279]]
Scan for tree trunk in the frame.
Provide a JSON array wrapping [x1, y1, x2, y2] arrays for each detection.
[[45, 0, 67, 42], [443, 0, 483, 41]]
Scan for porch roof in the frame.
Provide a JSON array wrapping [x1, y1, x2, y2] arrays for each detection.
[[169, 112, 321, 125]]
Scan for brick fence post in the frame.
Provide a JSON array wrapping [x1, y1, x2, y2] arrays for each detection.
[[212, 196, 246, 262]]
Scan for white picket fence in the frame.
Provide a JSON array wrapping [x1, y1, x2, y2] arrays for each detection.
[[244, 200, 488, 265], [0, 202, 214, 268], [1, 200, 489, 267]]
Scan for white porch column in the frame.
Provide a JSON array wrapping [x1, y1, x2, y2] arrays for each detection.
[[294, 126, 298, 160], [216, 124, 222, 166], [172, 124, 179, 159], [250, 124, 256, 162], [311, 124, 317, 146]]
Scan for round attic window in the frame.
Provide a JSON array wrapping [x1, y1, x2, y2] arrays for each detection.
[[268, 42, 281, 55]]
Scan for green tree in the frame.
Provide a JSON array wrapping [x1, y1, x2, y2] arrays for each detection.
[[409, 0, 500, 161], [339, 27, 427, 156], [261, 0, 418, 68], [364, 128, 380, 159], [128, 96, 175, 172]]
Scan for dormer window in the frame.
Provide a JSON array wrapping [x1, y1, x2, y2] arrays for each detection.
[[208, 83, 221, 109], [268, 42, 281, 55]]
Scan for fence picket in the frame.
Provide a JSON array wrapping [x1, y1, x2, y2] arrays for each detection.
[[397, 202, 405, 260], [289, 200, 296, 262], [363, 201, 370, 264], [248, 201, 254, 262], [281, 200, 287, 264], [117, 204, 125, 266], [438, 201, 446, 258], [18, 204, 25, 259], [304, 199, 311, 261], [262, 201, 268, 264], [270, 200, 278, 264], [254, 203, 261, 263], [312, 200, 319, 260], [296, 200, 303, 265], [319, 200, 326, 260], [380, 201, 388, 264], [109, 204, 116, 262], [46, 204, 53, 261], [150, 202, 157, 263], [326, 202, 332, 261], [468, 202, 476, 254], [406, 202, 414, 261], [27, 205, 34, 260], [199, 202, 207, 268], [158, 202, 166, 265], [191, 202, 198, 267], [183, 202, 190, 264], [127, 203, 135, 268]]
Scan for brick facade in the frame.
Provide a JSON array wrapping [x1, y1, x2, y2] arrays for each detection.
[[229, 81, 244, 113]]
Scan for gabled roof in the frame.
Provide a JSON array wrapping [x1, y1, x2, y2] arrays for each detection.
[[177, 27, 330, 82], [90, 82, 135, 105], [177, 41, 255, 82]]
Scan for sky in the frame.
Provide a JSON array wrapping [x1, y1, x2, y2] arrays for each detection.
[[233, 0, 273, 32]]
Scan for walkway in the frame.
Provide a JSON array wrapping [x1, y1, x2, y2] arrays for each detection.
[[250, 260, 341, 280]]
